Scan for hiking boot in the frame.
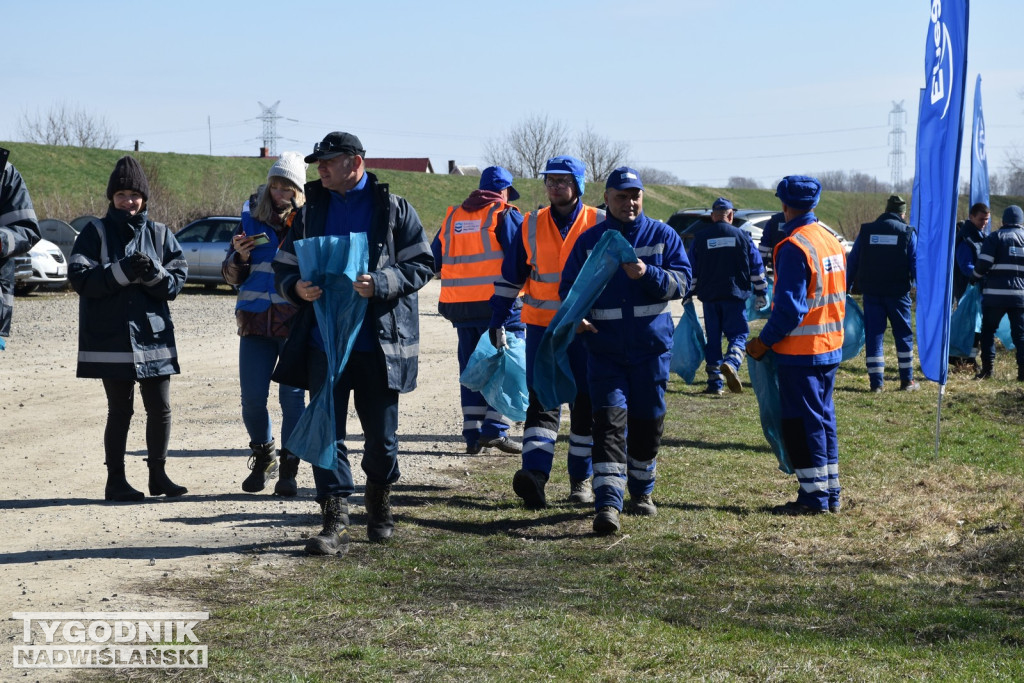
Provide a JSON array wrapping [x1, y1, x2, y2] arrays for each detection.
[[305, 496, 350, 556], [481, 435, 523, 454], [593, 506, 621, 535], [364, 480, 395, 543], [242, 441, 278, 493], [721, 363, 743, 393], [567, 478, 594, 504], [104, 465, 145, 502], [274, 450, 300, 497], [703, 385, 724, 396], [630, 493, 658, 517], [512, 468, 548, 509], [146, 458, 188, 497], [771, 500, 827, 516], [898, 379, 920, 392]]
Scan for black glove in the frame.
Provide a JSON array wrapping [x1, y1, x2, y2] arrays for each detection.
[[488, 327, 508, 350], [121, 252, 152, 280]]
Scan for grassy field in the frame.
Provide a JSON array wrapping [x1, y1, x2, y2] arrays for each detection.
[[108, 317, 1024, 682], [7, 140, 1023, 240]]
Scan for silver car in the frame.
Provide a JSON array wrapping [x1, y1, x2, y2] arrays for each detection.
[[174, 216, 240, 288]]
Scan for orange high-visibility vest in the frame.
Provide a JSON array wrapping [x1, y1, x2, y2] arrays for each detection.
[[438, 202, 509, 304], [521, 205, 605, 326], [771, 222, 847, 356]]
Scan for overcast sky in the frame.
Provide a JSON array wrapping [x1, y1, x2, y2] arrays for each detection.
[[3, 0, 1022, 188]]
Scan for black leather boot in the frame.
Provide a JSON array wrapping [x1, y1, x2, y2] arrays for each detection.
[[242, 440, 278, 493], [305, 496, 350, 556], [364, 480, 394, 543], [146, 458, 188, 497], [104, 462, 145, 502], [274, 449, 300, 497]]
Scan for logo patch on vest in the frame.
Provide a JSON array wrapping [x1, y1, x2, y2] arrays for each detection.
[[1010, 246, 1024, 257], [822, 254, 845, 273], [869, 234, 899, 246], [706, 237, 737, 249], [453, 220, 482, 234]]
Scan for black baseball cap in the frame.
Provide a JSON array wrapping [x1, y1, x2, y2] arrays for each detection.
[[305, 132, 366, 163]]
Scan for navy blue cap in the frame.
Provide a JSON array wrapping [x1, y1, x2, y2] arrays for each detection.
[[712, 197, 733, 211], [479, 166, 520, 201], [605, 166, 644, 191], [775, 175, 822, 210], [1003, 205, 1024, 226]]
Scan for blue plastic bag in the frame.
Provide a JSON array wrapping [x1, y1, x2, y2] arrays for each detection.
[[534, 230, 638, 410], [747, 351, 791, 474], [949, 284, 980, 357], [285, 234, 369, 470], [744, 282, 773, 321], [460, 331, 529, 422], [670, 299, 706, 384], [842, 296, 865, 362]]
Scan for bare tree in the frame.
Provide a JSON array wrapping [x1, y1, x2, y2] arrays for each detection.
[[726, 176, 761, 189], [575, 124, 629, 182], [18, 102, 119, 149], [483, 114, 570, 179], [635, 167, 682, 186]]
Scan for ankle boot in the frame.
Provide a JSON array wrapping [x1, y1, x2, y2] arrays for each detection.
[[364, 480, 395, 543], [305, 496, 350, 556], [274, 449, 300, 497], [242, 440, 278, 493], [146, 458, 188, 497], [104, 463, 145, 502]]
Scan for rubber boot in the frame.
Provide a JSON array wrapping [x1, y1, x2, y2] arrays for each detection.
[[104, 462, 145, 502], [364, 480, 395, 543], [274, 449, 300, 497], [242, 440, 278, 493], [146, 458, 188, 497], [305, 496, 350, 556], [975, 359, 993, 380]]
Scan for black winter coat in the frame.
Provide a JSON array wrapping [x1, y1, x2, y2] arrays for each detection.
[[69, 207, 187, 379]]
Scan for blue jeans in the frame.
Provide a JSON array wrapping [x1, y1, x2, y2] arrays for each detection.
[[239, 335, 305, 446], [307, 348, 401, 501]]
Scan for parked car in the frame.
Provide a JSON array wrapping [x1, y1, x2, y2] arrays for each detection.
[[13, 254, 32, 287], [174, 216, 240, 288], [15, 238, 68, 295]]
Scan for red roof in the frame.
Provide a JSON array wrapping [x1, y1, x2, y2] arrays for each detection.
[[364, 158, 434, 173]]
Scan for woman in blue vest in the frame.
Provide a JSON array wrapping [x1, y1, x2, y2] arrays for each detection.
[[223, 152, 308, 495]]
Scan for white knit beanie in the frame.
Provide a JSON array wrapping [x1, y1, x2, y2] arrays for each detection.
[[267, 151, 307, 189]]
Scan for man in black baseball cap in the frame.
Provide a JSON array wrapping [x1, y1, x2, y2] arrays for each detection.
[[304, 131, 366, 163]]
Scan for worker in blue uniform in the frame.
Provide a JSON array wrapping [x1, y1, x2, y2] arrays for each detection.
[[971, 205, 1024, 381], [746, 176, 846, 515], [560, 167, 690, 535], [949, 203, 990, 369], [846, 195, 919, 392], [757, 211, 786, 276], [686, 196, 767, 394]]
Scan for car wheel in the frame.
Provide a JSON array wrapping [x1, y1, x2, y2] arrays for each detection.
[[14, 283, 37, 296], [203, 282, 219, 290]]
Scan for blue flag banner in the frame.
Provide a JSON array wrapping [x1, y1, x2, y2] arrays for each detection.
[[913, 0, 969, 385], [969, 74, 990, 221]]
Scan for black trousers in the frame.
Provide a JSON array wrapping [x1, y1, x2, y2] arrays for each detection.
[[101, 376, 171, 466]]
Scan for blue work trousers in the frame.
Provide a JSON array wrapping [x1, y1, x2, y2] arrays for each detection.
[[702, 299, 749, 390], [777, 363, 839, 512], [307, 348, 400, 502], [238, 334, 305, 447], [589, 351, 669, 511], [456, 325, 516, 448], [980, 305, 1024, 370], [862, 293, 914, 387]]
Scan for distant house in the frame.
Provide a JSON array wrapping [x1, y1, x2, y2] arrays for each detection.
[[448, 160, 481, 176], [364, 158, 434, 173]]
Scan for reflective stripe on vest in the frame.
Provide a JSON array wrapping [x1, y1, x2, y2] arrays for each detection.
[[771, 223, 846, 356], [438, 202, 506, 303], [521, 205, 604, 326]]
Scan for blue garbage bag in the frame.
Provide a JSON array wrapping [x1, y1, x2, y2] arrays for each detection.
[[747, 351, 791, 474], [842, 296, 865, 362], [534, 230, 637, 410], [949, 284, 980, 357], [744, 282, 773, 320], [285, 234, 369, 470], [460, 331, 529, 422], [670, 299, 706, 384], [996, 313, 1016, 351]]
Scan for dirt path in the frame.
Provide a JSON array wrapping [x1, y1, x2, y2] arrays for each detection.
[[0, 279, 507, 679]]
